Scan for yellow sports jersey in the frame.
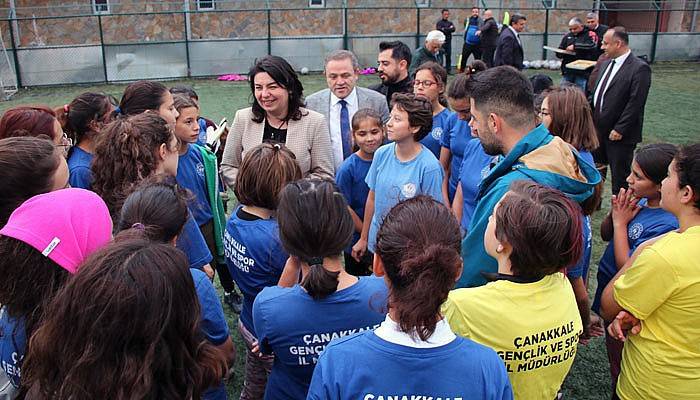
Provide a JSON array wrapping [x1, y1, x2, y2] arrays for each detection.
[[613, 226, 700, 400], [443, 273, 582, 400]]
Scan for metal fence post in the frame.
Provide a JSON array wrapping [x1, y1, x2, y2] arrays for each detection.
[[416, 7, 421, 49], [266, 9, 272, 55], [342, 6, 348, 50], [542, 7, 549, 60], [650, 5, 661, 63], [7, 17, 22, 88], [183, 11, 191, 77], [98, 15, 108, 83]]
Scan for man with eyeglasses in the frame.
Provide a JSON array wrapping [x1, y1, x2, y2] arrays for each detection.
[[556, 17, 598, 92]]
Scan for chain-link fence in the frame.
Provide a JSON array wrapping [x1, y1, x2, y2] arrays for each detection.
[[0, 0, 698, 87]]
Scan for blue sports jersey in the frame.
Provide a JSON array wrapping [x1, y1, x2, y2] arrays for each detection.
[[253, 276, 388, 400], [197, 118, 208, 146], [565, 150, 595, 281], [224, 207, 288, 333], [335, 153, 372, 253], [0, 307, 25, 390], [366, 143, 443, 252], [458, 138, 495, 231], [177, 144, 213, 227], [440, 115, 472, 202], [177, 212, 213, 270], [420, 108, 455, 159], [67, 146, 93, 189], [591, 203, 678, 313], [566, 215, 592, 280], [192, 268, 229, 400], [307, 332, 513, 400]]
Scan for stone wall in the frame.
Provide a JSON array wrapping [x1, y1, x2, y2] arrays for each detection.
[[0, 0, 696, 48]]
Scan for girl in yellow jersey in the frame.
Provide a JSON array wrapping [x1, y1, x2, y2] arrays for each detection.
[[443, 180, 584, 400], [601, 143, 700, 400]]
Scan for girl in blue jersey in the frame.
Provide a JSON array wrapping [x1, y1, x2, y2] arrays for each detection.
[[440, 61, 486, 204], [308, 195, 512, 400], [0, 189, 112, 395], [118, 177, 235, 400], [593, 143, 679, 393], [335, 108, 384, 276], [541, 85, 604, 346], [412, 61, 455, 160], [57, 92, 116, 189], [351, 93, 444, 260], [252, 179, 389, 400], [90, 113, 214, 275], [172, 94, 236, 312], [224, 142, 301, 400]]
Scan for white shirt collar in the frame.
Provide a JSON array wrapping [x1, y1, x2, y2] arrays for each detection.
[[374, 314, 456, 348], [613, 49, 631, 65], [508, 25, 520, 37], [330, 86, 358, 107]]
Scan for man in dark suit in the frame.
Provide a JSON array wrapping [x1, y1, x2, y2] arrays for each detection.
[[478, 9, 499, 67], [586, 12, 608, 58], [591, 27, 652, 194], [494, 14, 526, 70]]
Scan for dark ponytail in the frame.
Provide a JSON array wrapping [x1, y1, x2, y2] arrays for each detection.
[[117, 175, 191, 243], [55, 92, 115, 146], [375, 196, 461, 341], [277, 179, 354, 300], [302, 263, 341, 301]]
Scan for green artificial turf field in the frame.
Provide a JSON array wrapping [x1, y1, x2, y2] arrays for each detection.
[[2, 61, 697, 399]]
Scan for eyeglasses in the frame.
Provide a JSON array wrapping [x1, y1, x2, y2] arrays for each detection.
[[413, 80, 438, 88]]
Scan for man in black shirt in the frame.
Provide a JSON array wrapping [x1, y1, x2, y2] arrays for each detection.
[[586, 12, 608, 59], [436, 9, 456, 73], [557, 17, 598, 91], [478, 9, 499, 67], [369, 41, 414, 107]]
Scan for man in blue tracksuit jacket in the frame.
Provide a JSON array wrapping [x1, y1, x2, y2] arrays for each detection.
[[457, 66, 601, 288]]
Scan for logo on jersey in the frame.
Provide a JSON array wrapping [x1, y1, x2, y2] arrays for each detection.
[[401, 183, 417, 198], [431, 127, 443, 140], [196, 162, 205, 178], [628, 223, 644, 240]]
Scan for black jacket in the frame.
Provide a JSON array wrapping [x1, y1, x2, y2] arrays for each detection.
[[494, 27, 523, 70], [368, 76, 414, 108], [436, 18, 455, 40], [479, 17, 498, 48], [593, 23, 608, 58], [557, 27, 598, 76], [591, 53, 651, 144]]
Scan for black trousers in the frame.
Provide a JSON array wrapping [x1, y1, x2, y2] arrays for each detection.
[[592, 139, 636, 195], [481, 46, 496, 67], [460, 43, 482, 70], [442, 41, 452, 72], [200, 219, 236, 293]]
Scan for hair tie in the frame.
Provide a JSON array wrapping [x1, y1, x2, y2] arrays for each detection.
[[63, 104, 69, 113], [273, 143, 282, 151], [131, 222, 145, 230], [308, 257, 324, 266], [114, 106, 122, 115]]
